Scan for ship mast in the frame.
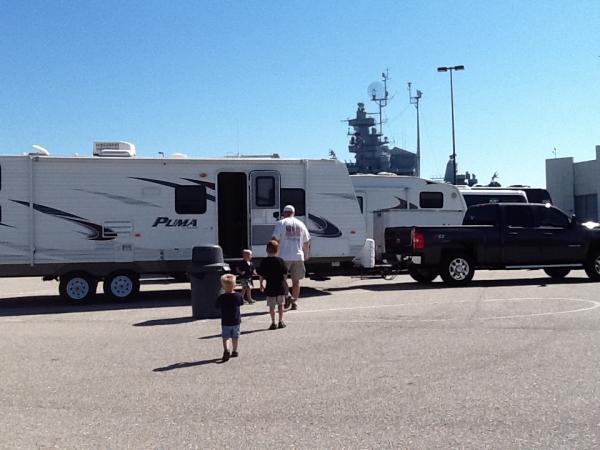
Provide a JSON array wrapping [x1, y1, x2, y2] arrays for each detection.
[[408, 82, 423, 177]]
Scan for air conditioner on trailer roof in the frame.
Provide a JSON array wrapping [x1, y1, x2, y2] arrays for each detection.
[[93, 141, 136, 157]]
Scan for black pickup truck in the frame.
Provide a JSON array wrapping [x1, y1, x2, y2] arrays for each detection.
[[385, 203, 600, 285]]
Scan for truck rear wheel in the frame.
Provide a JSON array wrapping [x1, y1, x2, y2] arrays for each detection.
[[59, 272, 97, 303], [408, 266, 438, 283], [544, 268, 571, 279], [103, 271, 140, 301], [584, 250, 600, 281], [440, 253, 474, 285]]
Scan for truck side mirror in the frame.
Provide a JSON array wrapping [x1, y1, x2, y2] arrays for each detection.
[[570, 214, 577, 226]]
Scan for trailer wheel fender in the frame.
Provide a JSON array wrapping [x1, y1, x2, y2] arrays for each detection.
[[584, 249, 600, 281], [59, 272, 97, 303], [103, 271, 140, 301], [440, 252, 475, 285]]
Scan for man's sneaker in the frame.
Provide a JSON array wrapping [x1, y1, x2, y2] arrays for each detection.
[[290, 302, 298, 311], [278, 321, 286, 329], [248, 298, 256, 304], [268, 323, 277, 330], [231, 351, 239, 357], [222, 350, 230, 362]]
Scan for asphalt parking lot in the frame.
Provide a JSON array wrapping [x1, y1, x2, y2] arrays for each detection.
[[1, 270, 600, 449]]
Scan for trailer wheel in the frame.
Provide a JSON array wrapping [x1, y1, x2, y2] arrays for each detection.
[[544, 268, 571, 279], [440, 253, 474, 285], [408, 266, 438, 283], [104, 271, 140, 301], [584, 250, 600, 281], [59, 272, 97, 303]]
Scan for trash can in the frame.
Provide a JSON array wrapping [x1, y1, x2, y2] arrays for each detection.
[[188, 245, 230, 319]]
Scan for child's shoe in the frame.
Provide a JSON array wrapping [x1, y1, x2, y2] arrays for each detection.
[[231, 351, 239, 357], [222, 350, 230, 362], [268, 323, 277, 330], [278, 321, 286, 329]]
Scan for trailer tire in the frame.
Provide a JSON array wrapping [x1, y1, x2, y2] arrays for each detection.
[[584, 250, 600, 281], [408, 266, 438, 283], [103, 271, 140, 301], [544, 268, 571, 279], [59, 272, 97, 303], [439, 253, 474, 285]]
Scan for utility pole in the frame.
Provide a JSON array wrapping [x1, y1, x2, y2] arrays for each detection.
[[408, 82, 423, 177]]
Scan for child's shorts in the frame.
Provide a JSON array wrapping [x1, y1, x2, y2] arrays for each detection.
[[266, 295, 286, 308], [240, 278, 253, 288], [221, 325, 241, 339]]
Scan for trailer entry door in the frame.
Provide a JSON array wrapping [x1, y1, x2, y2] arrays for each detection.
[[249, 171, 280, 257], [217, 172, 248, 258]]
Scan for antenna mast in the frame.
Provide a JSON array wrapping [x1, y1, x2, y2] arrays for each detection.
[[369, 70, 390, 135], [408, 82, 423, 177]]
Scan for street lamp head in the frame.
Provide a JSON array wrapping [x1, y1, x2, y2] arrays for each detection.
[[437, 67, 448, 72], [454, 65, 465, 71]]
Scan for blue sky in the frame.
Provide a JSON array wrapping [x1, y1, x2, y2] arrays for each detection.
[[1, 0, 598, 187]]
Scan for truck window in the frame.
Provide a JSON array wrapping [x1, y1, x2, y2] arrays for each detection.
[[175, 185, 207, 214], [420, 192, 443, 208], [505, 205, 535, 228], [539, 206, 569, 228], [463, 205, 498, 225], [280, 188, 306, 216], [256, 176, 275, 207]]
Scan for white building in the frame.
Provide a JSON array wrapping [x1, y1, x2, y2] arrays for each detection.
[[546, 145, 600, 221]]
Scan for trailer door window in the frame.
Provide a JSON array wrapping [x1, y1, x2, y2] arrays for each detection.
[[256, 176, 275, 207], [356, 196, 364, 213], [280, 188, 306, 216], [175, 185, 207, 214], [420, 192, 443, 208]]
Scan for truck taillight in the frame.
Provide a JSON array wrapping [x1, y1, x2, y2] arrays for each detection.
[[412, 229, 425, 249]]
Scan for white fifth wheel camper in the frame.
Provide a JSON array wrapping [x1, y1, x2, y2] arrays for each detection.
[[0, 144, 366, 302], [350, 174, 466, 263]]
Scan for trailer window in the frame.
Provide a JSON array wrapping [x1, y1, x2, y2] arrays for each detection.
[[281, 188, 306, 216], [419, 192, 443, 208], [175, 185, 207, 214], [256, 176, 275, 207]]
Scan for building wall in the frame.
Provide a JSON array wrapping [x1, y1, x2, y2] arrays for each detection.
[[545, 145, 600, 220]]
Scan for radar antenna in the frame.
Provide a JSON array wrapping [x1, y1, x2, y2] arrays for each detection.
[[367, 69, 390, 135]]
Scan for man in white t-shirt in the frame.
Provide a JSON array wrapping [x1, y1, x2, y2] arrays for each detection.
[[271, 204, 311, 310]]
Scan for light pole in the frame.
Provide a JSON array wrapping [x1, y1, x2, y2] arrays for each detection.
[[437, 65, 464, 185]]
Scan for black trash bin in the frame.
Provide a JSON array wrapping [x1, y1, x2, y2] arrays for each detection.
[[188, 245, 230, 319]]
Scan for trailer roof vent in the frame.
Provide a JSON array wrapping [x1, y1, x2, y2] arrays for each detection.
[[30, 144, 50, 156], [93, 141, 136, 157]]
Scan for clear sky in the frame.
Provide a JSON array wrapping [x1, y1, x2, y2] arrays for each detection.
[[1, 0, 598, 188]]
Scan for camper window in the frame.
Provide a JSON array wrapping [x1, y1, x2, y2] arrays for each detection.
[[256, 176, 275, 207], [175, 185, 207, 214], [419, 192, 443, 208], [281, 188, 306, 216], [356, 196, 364, 213]]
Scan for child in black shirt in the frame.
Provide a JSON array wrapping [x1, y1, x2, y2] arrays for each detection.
[[214, 274, 244, 361], [257, 240, 289, 330], [236, 249, 256, 304]]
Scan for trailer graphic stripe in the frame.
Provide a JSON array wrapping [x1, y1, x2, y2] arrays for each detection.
[[10, 200, 116, 241], [130, 177, 216, 201], [308, 214, 342, 238]]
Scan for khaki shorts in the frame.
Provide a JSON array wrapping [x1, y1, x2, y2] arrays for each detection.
[[285, 260, 306, 281], [266, 295, 286, 308]]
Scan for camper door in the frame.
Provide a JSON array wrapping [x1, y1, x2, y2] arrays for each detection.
[[249, 171, 281, 257]]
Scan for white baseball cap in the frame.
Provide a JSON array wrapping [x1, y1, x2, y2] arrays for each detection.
[[283, 205, 295, 213]]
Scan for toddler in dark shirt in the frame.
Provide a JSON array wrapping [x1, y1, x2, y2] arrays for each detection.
[[214, 274, 244, 361]]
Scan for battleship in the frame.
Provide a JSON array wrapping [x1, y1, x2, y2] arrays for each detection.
[[344, 72, 478, 186]]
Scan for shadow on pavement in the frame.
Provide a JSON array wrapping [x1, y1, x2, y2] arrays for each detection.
[[326, 275, 592, 293], [133, 311, 268, 327], [198, 327, 271, 340], [0, 289, 191, 317], [153, 358, 222, 372]]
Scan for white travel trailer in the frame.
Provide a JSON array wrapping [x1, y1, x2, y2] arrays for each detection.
[[0, 144, 366, 301], [457, 186, 528, 208], [350, 174, 467, 261]]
